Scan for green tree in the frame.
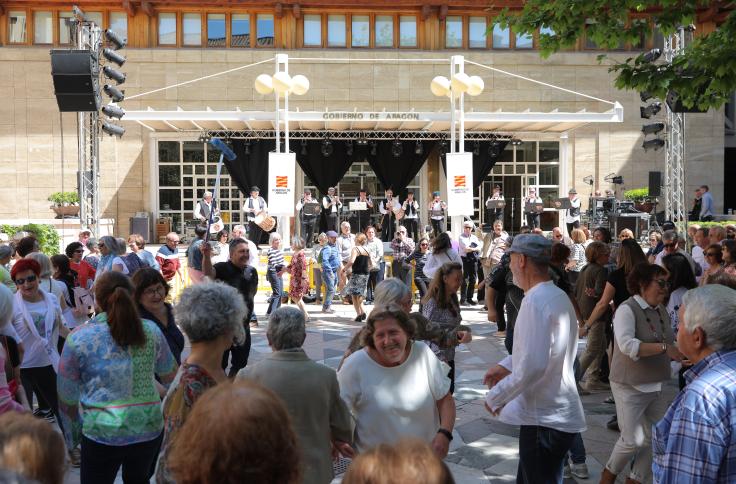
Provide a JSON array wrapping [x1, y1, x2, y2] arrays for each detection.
[[493, 1, 736, 110]]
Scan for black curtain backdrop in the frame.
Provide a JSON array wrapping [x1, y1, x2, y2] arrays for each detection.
[[228, 139, 271, 200], [294, 140, 359, 193], [366, 140, 436, 199], [440, 140, 510, 188]]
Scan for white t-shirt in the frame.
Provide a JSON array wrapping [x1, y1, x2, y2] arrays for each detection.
[[11, 296, 61, 369], [422, 249, 462, 279], [486, 280, 586, 434], [338, 341, 451, 452], [666, 286, 688, 335]]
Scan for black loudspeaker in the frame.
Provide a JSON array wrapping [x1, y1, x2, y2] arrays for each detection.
[[648, 171, 662, 197], [50, 50, 100, 112], [666, 90, 707, 114], [129, 216, 151, 243]]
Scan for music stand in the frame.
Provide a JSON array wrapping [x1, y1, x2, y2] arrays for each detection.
[[349, 201, 368, 211], [525, 202, 544, 214], [486, 200, 506, 210], [554, 198, 572, 210], [302, 202, 320, 217]]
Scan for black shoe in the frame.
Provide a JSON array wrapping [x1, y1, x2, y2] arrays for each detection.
[[606, 415, 619, 432], [460, 300, 468, 306], [361, 313, 367, 321], [354, 315, 362, 322], [468, 300, 477, 305]]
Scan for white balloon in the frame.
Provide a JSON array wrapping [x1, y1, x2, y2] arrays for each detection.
[[450, 72, 471, 93], [430, 76, 450, 97], [291, 74, 310, 95], [466, 75, 485, 96], [272, 71, 292, 94], [254, 74, 273, 95]]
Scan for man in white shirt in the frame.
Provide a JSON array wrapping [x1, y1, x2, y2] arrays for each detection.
[[322, 187, 342, 233], [243, 186, 267, 244], [364, 226, 384, 303], [400, 191, 420, 241], [194, 191, 219, 224], [488, 185, 505, 222], [428, 191, 447, 238], [565, 188, 581, 236], [458, 221, 481, 305], [692, 227, 710, 280], [379, 188, 400, 242], [523, 188, 543, 230], [484, 234, 586, 483], [654, 230, 700, 276], [296, 189, 319, 248]]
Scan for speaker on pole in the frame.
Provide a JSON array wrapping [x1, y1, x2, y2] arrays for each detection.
[[648, 171, 662, 197], [50, 50, 101, 112]]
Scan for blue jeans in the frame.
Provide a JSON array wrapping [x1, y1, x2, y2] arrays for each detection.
[[517, 425, 576, 484], [322, 269, 336, 309], [266, 268, 282, 315], [568, 433, 586, 465]]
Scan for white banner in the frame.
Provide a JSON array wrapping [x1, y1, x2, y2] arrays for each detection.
[[267, 152, 296, 216], [445, 152, 474, 217]]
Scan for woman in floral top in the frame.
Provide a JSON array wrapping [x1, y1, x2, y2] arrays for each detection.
[[286, 236, 310, 322], [156, 281, 247, 484], [421, 261, 472, 394], [57, 271, 177, 483]]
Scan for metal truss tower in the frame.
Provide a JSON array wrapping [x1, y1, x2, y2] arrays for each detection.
[[74, 20, 102, 234], [663, 27, 688, 225]]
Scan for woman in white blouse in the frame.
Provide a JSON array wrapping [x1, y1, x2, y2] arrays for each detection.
[[423, 232, 462, 280]]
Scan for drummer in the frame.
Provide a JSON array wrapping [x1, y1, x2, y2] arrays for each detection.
[[243, 185, 268, 244], [194, 190, 219, 224]]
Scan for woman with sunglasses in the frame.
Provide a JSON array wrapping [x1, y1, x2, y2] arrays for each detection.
[[9, 259, 68, 429], [132, 268, 185, 366], [406, 237, 431, 312], [700, 243, 724, 286], [601, 263, 683, 484], [66, 242, 96, 290]]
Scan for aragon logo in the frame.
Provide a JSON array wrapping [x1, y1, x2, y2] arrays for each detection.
[[453, 175, 466, 188], [275, 176, 288, 188]]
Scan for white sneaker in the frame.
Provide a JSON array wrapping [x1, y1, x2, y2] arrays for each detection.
[[571, 462, 589, 479], [563, 462, 572, 479]]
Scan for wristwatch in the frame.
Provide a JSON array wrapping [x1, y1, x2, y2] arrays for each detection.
[[437, 428, 453, 441], [661, 343, 668, 354]]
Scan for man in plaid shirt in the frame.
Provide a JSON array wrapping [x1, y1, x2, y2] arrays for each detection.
[[390, 227, 415, 289], [652, 285, 736, 483]]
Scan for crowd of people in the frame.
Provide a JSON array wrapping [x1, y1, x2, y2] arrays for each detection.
[[0, 213, 735, 484]]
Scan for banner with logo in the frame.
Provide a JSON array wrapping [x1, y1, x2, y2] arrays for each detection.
[[268, 152, 296, 216], [445, 152, 474, 217]]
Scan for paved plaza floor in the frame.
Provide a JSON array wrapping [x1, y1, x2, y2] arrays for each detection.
[[64, 293, 678, 483]]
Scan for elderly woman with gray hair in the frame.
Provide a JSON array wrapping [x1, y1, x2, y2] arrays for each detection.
[[239, 306, 353, 484], [95, 235, 128, 277], [156, 281, 247, 484]]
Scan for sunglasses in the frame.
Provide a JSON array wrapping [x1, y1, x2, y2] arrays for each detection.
[[706, 252, 720, 257], [14, 275, 38, 285], [420, 243, 428, 247], [654, 279, 670, 289], [663, 243, 677, 249]]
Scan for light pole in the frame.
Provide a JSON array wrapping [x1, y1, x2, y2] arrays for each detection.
[[254, 54, 310, 243], [430, 55, 484, 235]]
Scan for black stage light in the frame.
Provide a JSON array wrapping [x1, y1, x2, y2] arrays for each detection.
[[642, 138, 665, 151], [640, 91, 654, 103], [473, 141, 480, 156], [510, 138, 522, 146], [642, 122, 665, 135], [346, 140, 354, 156], [103, 84, 124, 102], [641, 48, 661, 63], [101, 104, 125, 119], [415, 140, 423, 155], [321, 138, 334, 157], [488, 140, 501, 157], [103, 66, 126, 85], [370, 141, 377, 156], [105, 29, 127, 50], [640, 102, 662, 119], [391, 138, 403, 157], [101, 122, 125, 137], [244, 141, 251, 155], [103, 48, 126, 67], [300, 139, 308, 155]]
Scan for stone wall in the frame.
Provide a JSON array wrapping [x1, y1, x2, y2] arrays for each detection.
[[0, 47, 724, 234]]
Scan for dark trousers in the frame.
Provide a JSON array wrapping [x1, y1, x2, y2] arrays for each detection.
[[382, 214, 397, 242], [80, 432, 162, 484], [327, 213, 339, 233], [460, 257, 477, 303], [301, 217, 316, 247], [415, 278, 429, 312], [367, 263, 385, 302], [248, 221, 264, 245], [476, 263, 485, 302], [20, 365, 62, 430], [494, 289, 507, 332], [402, 218, 419, 241], [517, 425, 576, 484], [431, 218, 445, 237], [526, 213, 540, 229], [355, 212, 371, 233], [391, 259, 412, 289], [566, 221, 580, 236], [568, 433, 586, 465], [222, 322, 252, 377], [266, 268, 283, 315], [494, 209, 504, 222]]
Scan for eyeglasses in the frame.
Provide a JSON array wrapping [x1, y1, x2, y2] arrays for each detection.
[[143, 286, 166, 298], [420, 243, 428, 247], [14, 275, 37, 285], [663, 243, 677, 249], [706, 252, 719, 257], [167, 239, 179, 244], [654, 279, 670, 289]]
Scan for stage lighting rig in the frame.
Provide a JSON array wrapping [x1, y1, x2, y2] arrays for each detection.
[[640, 48, 661, 63], [103, 84, 124, 103], [640, 102, 662, 119], [370, 141, 377, 156], [103, 66, 126, 85], [101, 122, 125, 137], [105, 29, 127, 50], [642, 122, 665, 136], [473, 141, 480, 156], [391, 138, 403, 158], [103, 48, 126, 67], [346, 140, 354, 156], [415, 140, 423, 155], [488, 139, 502, 157], [101, 104, 125, 119], [300, 139, 308, 155], [321, 137, 334, 157], [642, 138, 665, 151]]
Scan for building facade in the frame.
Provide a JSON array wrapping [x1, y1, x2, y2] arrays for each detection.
[[0, 1, 727, 239]]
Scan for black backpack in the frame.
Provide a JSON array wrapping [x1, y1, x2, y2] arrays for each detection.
[[122, 253, 149, 275]]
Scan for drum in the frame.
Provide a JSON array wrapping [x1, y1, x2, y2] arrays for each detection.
[[208, 216, 224, 234], [255, 212, 277, 232]]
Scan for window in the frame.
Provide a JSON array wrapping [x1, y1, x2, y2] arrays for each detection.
[[183, 13, 202, 45], [207, 14, 225, 47], [59, 12, 74, 45], [109, 12, 128, 40], [256, 14, 274, 47], [492, 25, 510, 48], [375, 15, 393, 47], [469, 17, 486, 48], [516, 32, 533, 49], [158, 13, 177, 45], [33, 11, 53, 44], [445, 16, 462, 48], [86, 12, 103, 28], [351, 15, 369, 47], [303, 14, 321, 46], [231, 14, 250, 47], [8, 11, 27, 43], [399, 16, 416, 47], [327, 15, 345, 47]]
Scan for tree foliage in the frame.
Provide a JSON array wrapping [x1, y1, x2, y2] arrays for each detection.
[[493, 1, 736, 110]]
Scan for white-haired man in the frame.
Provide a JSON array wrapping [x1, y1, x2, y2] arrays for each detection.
[[652, 284, 736, 482], [194, 191, 219, 224]]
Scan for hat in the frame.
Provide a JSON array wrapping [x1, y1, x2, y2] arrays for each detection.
[[326, 230, 338, 238], [432, 191, 440, 197], [463, 221, 473, 228], [568, 188, 577, 195], [79, 228, 92, 235], [250, 186, 260, 192], [507, 234, 552, 261]]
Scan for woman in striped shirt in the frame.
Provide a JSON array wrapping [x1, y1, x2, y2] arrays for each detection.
[[266, 233, 285, 316], [406, 237, 431, 312]]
